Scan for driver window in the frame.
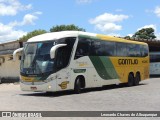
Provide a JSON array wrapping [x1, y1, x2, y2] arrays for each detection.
[[55, 37, 76, 70], [74, 37, 91, 59]]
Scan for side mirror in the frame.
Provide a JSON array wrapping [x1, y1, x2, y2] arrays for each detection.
[[50, 44, 67, 59], [13, 48, 23, 61]]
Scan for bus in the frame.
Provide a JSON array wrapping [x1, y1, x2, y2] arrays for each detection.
[[150, 52, 160, 77], [13, 31, 149, 93]]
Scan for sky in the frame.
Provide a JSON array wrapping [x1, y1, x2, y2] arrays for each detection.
[[0, 0, 160, 43]]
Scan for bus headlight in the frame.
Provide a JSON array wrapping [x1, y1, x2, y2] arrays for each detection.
[[48, 85, 52, 89]]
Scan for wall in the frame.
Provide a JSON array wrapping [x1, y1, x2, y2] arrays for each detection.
[[0, 55, 20, 78], [0, 41, 22, 83]]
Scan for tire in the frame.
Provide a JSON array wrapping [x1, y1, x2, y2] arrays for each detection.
[[46, 92, 53, 95], [134, 73, 140, 86], [74, 78, 81, 94], [127, 73, 134, 87], [0, 78, 2, 84]]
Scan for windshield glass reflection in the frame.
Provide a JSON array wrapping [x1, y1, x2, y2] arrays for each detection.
[[21, 41, 55, 75]]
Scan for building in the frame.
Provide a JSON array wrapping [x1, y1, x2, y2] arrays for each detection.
[[0, 41, 23, 83]]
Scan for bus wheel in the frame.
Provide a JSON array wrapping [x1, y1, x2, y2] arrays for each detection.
[[134, 73, 140, 86], [127, 73, 134, 87], [46, 92, 53, 95], [74, 78, 81, 94]]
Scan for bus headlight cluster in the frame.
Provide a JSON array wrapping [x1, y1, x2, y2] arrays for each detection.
[[48, 85, 52, 89]]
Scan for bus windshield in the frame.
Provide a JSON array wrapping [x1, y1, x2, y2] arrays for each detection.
[[20, 37, 76, 75], [21, 41, 55, 75]]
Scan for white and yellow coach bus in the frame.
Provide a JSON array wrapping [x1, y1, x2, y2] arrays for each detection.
[[13, 31, 149, 93]]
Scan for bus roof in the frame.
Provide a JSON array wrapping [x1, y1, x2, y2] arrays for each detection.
[[27, 31, 147, 45], [27, 31, 96, 42]]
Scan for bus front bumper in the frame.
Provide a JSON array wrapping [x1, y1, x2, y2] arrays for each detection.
[[20, 81, 57, 92]]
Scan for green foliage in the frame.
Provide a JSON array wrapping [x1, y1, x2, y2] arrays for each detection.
[[18, 29, 47, 42], [124, 36, 131, 39], [50, 24, 85, 32], [132, 28, 156, 39]]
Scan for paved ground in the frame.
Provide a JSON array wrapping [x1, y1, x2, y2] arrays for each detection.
[[0, 78, 160, 120]]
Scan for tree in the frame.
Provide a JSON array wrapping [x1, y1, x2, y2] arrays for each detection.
[[50, 24, 85, 32], [124, 36, 131, 40], [18, 29, 47, 42], [132, 28, 156, 39]]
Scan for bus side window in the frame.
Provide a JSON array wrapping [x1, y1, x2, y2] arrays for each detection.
[[90, 40, 101, 56], [56, 37, 76, 70], [128, 44, 136, 57], [116, 43, 127, 57], [90, 40, 116, 56], [104, 41, 116, 56], [141, 45, 148, 57], [74, 38, 90, 59], [135, 45, 141, 57], [127, 44, 141, 57], [150, 54, 160, 62]]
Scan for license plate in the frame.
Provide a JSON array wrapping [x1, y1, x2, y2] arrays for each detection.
[[31, 87, 37, 90]]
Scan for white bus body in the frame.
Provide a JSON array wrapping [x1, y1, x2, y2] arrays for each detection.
[[150, 52, 160, 76], [13, 31, 149, 93]]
